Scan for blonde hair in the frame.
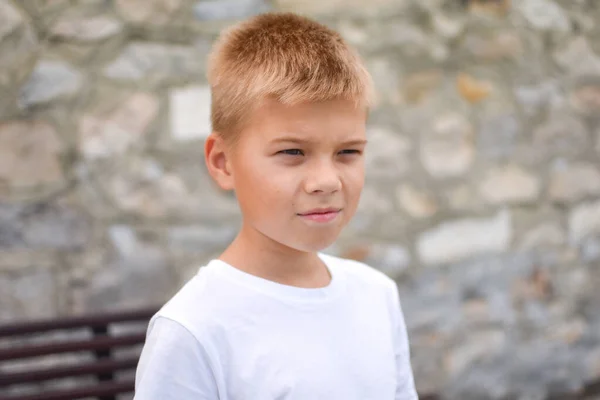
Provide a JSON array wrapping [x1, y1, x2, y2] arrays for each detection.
[[207, 12, 373, 142]]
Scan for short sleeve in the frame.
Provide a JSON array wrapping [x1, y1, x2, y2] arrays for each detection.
[[134, 316, 220, 400], [389, 284, 419, 400]]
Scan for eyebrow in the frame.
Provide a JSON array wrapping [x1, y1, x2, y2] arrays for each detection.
[[270, 137, 368, 146]]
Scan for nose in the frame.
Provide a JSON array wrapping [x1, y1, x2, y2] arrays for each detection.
[[304, 159, 342, 194]]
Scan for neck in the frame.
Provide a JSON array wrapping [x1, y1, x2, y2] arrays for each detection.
[[218, 222, 331, 288]]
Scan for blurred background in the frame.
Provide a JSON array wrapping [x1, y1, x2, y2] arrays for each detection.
[[1, 0, 600, 398]]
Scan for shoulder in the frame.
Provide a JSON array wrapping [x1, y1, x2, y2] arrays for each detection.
[[321, 253, 397, 292], [150, 263, 225, 339], [135, 313, 220, 398], [322, 253, 405, 319]]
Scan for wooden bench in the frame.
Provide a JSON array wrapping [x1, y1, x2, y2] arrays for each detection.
[[0, 307, 158, 400]]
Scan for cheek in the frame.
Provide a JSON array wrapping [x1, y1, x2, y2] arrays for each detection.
[[344, 165, 365, 194], [238, 162, 291, 206]]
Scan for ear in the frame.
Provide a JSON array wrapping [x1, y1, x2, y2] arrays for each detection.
[[204, 132, 234, 191]]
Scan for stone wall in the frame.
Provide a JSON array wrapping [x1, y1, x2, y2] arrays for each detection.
[[1, 0, 600, 397]]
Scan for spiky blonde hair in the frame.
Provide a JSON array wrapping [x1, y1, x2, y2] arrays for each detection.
[[207, 12, 373, 142]]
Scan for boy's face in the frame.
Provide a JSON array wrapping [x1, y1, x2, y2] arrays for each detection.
[[225, 98, 367, 253]]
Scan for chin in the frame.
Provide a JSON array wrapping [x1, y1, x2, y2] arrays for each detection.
[[292, 235, 339, 253], [265, 224, 345, 253]]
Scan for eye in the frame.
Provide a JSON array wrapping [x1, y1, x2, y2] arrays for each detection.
[[278, 149, 304, 156], [338, 149, 362, 155]]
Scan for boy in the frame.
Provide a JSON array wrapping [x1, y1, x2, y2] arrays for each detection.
[[134, 12, 418, 400]]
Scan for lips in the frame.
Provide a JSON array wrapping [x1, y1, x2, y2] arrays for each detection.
[[297, 208, 342, 223], [298, 207, 342, 216]]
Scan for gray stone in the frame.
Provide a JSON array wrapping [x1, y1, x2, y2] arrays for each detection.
[[83, 248, 176, 312], [376, 22, 431, 59], [168, 225, 237, 254], [478, 165, 541, 205], [550, 317, 589, 344], [462, 31, 523, 62], [118, 253, 176, 309], [400, 69, 441, 105], [18, 61, 82, 108], [274, 0, 404, 15], [477, 114, 521, 160], [0, 268, 58, 322], [368, 58, 403, 106], [533, 111, 589, 158], [79, 92, 159, 159], [117, 247, 175, 306], [365, 127, 411, 180], [0, 0, 38, 112], [584, 346, 600, 383], [417, 210, 512, 266], [0, 202, 90, 251], [370, 244, 411, 279], [170, 86, 212, 141], [520, 223, 566, 250], [116, 0, 182, 25], [367, 214, 411, 240], [21, 205, 90, 250], [79, 224, 175, 312], [554, 36, 600, 77], [395, 184, 438, 219], [446, 330, 507, 376], [336, 20, 369, 48], [431, 12, 465, 41], [340, 243, 413, 279], [403, 249, 599, 395], [0, 203, 23, 248], [447, 343, 587, 400], [420, 113, 475, 179], [91, 154, 241, 220], [409, 347, 445, 397], [581, 237, 600, 263], [549, 160, 600, 203], [402, 295, 460, 333], [50, 15, 123, 42], [569, 77, 600, 116], [569, 200, 600, 245], [108, 225, 138, 258], [465, 0, 510, 16], [104, 157, 192, 218], [514, 81, 564, 116], [194, 0, 270, 20], [17, 0, 70, 16], [356, 185, 394, 215], [517, 0, 570, 33], [104, 43, 203, 85], [0, 0, 23, 41], [446, 184, 485, 213], [0, 121, 64, 187]]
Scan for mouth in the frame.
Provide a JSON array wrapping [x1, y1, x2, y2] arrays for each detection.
[[297, 208, 342, 223]]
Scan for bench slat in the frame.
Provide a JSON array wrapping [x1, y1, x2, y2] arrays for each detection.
[[0, 308, 157, 338], [0, 379, 134, 400], [0, 334, 146, 361], [0, 356, 139, 386]]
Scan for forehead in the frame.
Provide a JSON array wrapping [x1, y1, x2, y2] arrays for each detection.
[[242, 98, 367, 143]]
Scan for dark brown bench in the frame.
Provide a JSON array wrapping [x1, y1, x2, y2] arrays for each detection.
[[0, 307, 158, 400]]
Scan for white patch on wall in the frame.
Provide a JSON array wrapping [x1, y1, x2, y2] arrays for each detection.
[[417, 209, 512, 266], [170, 85, 212, 141]]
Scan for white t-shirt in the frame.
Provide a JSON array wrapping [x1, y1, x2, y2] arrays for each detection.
[[134, 253, 418, 400]]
